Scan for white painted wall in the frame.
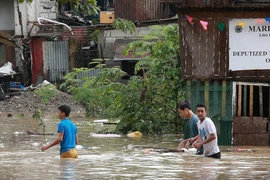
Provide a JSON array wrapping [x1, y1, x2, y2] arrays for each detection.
[[0, 0, 15, 30]]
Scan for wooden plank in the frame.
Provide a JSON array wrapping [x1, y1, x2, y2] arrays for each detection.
[[243, 85, 247, 116], [196, 80, 200, 105], [233, 116, 267, 134], [222, 80, 226, 118], [269, 87, 270, 118], [205, 80, 209, 112], [235, 82, 270, 87], [250, 85, 253, 117], [259, 86, 263, 117], [237, 85, 242, 116]]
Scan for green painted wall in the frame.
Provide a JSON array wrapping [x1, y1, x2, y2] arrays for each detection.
[[184, 79, 233, 145]]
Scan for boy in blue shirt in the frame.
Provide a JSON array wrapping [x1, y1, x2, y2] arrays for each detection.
[[177, 100, 203, 154], [41, 105, 79, 158]]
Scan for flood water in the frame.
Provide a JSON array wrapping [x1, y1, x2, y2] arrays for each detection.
[[0, 115, 270, 180]]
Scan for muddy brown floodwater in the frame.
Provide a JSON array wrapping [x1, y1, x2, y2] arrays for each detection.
[[0, 115, 270, 180]]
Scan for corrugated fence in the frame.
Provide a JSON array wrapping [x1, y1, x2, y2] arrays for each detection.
[[42, 41, 69, 83]]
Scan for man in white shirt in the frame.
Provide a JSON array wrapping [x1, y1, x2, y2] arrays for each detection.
[[189, 103, 221, 159]]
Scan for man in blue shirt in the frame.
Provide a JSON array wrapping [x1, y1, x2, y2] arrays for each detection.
[[41, 105, 79, 158], [177, 100, 203, 154]]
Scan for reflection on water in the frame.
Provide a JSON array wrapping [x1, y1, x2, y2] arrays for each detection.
[[0, 115, 270, 179], [60, 159, 77, 180]]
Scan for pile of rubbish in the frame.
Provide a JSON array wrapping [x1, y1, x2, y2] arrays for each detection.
[[0, 80, 85, 116]]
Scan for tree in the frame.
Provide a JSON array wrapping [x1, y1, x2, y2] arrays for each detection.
[[112, 25, 186, 134], [62, 24, 185, 135]]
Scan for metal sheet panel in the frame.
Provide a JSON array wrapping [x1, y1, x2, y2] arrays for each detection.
[[30, 37, 46, 84], [115, 0, 163, 21], [76, 68, 101, 86], [42, 41, 69, 83]]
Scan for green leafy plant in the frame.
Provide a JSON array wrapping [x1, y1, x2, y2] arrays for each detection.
[[32, 108, 45, 133], [34, 84, 58, 104]]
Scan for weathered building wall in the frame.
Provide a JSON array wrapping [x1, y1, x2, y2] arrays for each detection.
[[0, 1, 15, 68], [100, 25, 178, 67], [0, 0, 15, 31]]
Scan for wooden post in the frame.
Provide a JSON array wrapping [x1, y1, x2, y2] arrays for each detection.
[[249, 85, 253, 117], [259, 86, 263, 117], [243, 85, 247, 116], [237, 85, 242, 116], [222, 80, 226, 118], [69, 37, 78, 72]]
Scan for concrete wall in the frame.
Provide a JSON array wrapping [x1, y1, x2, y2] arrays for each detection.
[[100, 25, 176, 67], [0, 0, 15, 31], [15, 0, 58, 37]]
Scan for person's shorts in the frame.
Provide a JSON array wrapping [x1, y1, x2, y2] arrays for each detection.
[[196, 147, 204, 155], [60, 148, 78, 158], [205, 152, 221, 159]]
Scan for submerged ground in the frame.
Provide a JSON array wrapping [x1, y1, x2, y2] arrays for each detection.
[[0, 115, 269, 179]]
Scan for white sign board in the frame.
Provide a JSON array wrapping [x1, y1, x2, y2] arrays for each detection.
[[229, 19, 270, 71]]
